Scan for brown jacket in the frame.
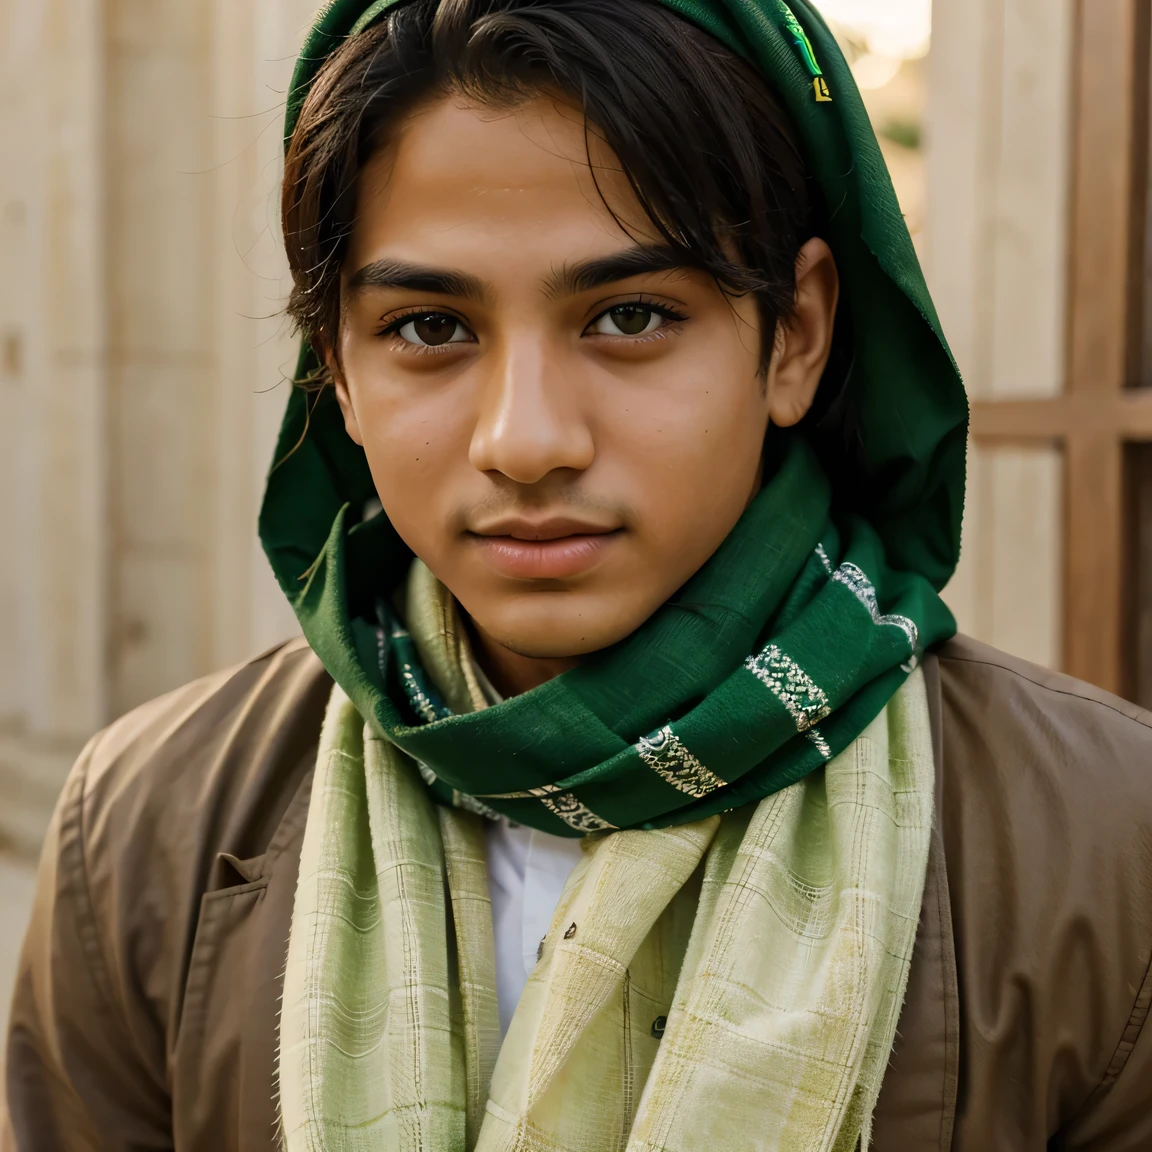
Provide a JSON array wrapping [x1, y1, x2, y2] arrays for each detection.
[[4, 635, 1152, 1150]]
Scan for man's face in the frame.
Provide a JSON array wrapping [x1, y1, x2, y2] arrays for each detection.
[[333, 95, 832, 671]]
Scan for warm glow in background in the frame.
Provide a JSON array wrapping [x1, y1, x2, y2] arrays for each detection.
[[822, 0, 931, 255]]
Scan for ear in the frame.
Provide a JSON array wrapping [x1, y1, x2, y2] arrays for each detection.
[[326, 347, 365, 447], [766, 237, 839, 428]]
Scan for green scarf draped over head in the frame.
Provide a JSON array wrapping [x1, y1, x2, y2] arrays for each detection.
[[260, 0, 968, 836]]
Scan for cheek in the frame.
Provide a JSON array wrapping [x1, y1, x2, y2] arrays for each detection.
[[345, 379, 472, 546], [600, 346, 768, 548], [638, 414, 764, 571]]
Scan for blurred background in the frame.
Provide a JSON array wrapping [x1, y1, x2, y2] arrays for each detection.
[[2, 0, 1151, 1067]]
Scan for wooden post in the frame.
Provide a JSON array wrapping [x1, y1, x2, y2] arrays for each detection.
[[968, 0, 1152, 697]]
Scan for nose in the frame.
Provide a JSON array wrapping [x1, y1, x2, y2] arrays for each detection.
[[468, 333, 595, 484]]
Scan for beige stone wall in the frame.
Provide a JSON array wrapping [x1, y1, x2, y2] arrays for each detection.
[[0, 0, 107, 743], [102, 0, 306, 713], [0, 0, 109, 854], [0, 0, 307, 851]]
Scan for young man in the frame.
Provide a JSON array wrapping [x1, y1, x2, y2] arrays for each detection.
[[5, 0, 1152, 1148]]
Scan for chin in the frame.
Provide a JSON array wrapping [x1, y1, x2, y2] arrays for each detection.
[[485, 624, 622, 660], [496, 634, 614, 660], [477, 596, 648, 659]]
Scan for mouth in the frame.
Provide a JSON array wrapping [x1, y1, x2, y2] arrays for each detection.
[[467, 517, 623, 580]]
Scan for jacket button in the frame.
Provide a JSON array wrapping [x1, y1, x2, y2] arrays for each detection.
[[563, 922, 577, 940], [651, 1016, 667, 1039]]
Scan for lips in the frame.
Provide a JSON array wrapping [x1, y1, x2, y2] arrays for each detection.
[[468, 517, 621, 580]]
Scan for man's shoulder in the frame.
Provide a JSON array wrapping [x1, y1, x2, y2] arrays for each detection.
[[73, 636, 331, 881], [8, 640, 333, 1136], [926, 636, 1152, 1134], [933, 632, 1152, 861], [933, 632, 1152, 811], [936, 631, 1151, 728]]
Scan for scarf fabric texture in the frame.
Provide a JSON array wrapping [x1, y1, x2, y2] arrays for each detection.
[[279, 567, 936, 1151], [348, 437, 949, 837]]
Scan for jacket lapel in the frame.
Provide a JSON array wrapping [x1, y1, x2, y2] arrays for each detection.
[[870, 652, 960, 1149]]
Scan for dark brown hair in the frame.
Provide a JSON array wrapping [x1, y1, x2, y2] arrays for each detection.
[[282, 0, 812, 370]]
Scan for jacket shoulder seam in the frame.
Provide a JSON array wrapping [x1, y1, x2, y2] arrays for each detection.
[[58, 730, 156, 1070], [58, 735, 116, 1003], [936, 652, 1152, 730]]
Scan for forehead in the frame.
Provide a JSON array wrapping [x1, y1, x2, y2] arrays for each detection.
[[347, 94, 656, 272]]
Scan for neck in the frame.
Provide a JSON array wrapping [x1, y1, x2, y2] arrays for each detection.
[[466, 617, 581, 697]]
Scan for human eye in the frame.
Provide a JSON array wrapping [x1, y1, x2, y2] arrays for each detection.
[[381, 310, 475, 349], [585, 300, 686, 339]]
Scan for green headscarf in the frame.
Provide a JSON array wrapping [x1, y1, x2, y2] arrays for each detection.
[[260, 0, 967, 835]]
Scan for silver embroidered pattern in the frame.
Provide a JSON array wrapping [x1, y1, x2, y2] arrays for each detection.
[[400, 664, 442, 724], [636, 725, 727, 798], [475, 781, 615, 832], [417, 759, 505, 821], [476, 781, 564, 800], [454, 790, 504, 821], [815, 543, 834, 573], [375, 626, 388, 679], [830, 562, 919, 651], [537, 791, 616, 832], [805, 727, 833, 761], [744, 644, 831, 732]]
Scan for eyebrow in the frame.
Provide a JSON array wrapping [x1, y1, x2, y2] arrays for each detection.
[[345, 244, 692, 304], [545, 245, 691, 298], [347, 258, 489, 302]]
